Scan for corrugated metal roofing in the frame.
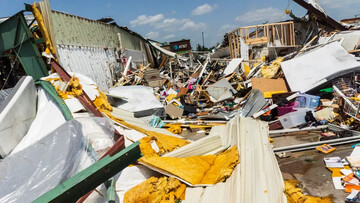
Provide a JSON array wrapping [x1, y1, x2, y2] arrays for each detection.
[[57, 45, 117, 90], [183, 116, 286, 203], [51, 10, 145, 51]]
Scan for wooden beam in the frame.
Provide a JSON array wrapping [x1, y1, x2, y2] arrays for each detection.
[[292, 0, 346, 31]]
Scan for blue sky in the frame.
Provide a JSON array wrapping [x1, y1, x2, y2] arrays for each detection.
[[1, 0, 359, 47]]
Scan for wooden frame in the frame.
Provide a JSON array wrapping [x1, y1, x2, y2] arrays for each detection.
[[228, 21, 296, 58]]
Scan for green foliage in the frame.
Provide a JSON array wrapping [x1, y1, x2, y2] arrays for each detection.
[[195, 44, 215, 51]]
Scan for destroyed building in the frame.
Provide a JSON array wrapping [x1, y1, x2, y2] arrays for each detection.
[[0, 0, 360, 202]]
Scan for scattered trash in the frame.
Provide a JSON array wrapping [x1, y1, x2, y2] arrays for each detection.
[[316, 144, 336, 154], [0, 0, 359, 202]]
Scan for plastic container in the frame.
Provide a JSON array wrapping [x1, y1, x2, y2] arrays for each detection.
[[295, 94, 320, 109], [279, 109, 308, 129], [277, 102, 296, 116]]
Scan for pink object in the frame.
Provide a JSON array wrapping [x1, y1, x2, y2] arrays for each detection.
[[277, 102, 296, 116]]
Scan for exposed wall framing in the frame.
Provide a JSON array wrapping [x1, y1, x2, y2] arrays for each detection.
[[228, 21, 296, 58]]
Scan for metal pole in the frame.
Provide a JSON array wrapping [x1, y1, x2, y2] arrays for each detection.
[[202, 32, 205, 48], [274, 135, 360, 152]]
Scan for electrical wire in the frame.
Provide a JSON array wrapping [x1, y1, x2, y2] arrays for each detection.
[[266, 0, 291, 24]]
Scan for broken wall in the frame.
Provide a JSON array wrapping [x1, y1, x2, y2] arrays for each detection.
[[50, 10, 150, 90]]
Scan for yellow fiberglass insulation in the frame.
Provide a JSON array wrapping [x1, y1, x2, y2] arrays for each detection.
[[90, 87, 189, 157], [260, 57, 284, 78], [46, 77, 83, 99], [201, 146, 240, 184], [97, 109, 189, 157], [123, 176, 186, 203], [93, 90, 113, 113], [284, 179, 332, 203], [139, 133, 190, 157], [139, 146, 240, 185]]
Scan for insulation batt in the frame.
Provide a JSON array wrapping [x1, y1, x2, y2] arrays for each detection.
[[139, 146, 240, 185], [284, 179, 332, 203], [139, 133, 189, 156], [124, 176, 186, 203], [45, 77, 83, 99], [260, 57, 283, 78]]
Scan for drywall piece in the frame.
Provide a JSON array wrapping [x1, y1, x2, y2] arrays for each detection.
[[206, 78, 237, 103], [107, 86, 164, 117], [165, 103, 184, 119], [223, 58, 243, 75], [281, 41, 360, 92], [251, 78, 288, 97], [0, 76, 37, 158], [319, 30, 360, 51], [64, 98, 85, 113]]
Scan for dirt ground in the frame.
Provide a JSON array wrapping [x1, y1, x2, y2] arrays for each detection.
[[274, 132, 354, 202]]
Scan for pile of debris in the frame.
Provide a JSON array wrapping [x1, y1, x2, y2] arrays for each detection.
[[0, 0, 360, 202]]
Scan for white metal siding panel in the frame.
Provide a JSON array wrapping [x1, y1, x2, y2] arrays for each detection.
[[57, 45, 117, 90], [183, 116, 287, 203]]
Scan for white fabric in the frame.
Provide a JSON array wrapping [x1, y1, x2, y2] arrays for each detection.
[[0, 77, 37, 157], [11, 87, 67, 155]]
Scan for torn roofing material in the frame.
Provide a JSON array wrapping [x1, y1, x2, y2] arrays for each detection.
[[281, 41, 360, 92], [183, 116, 286, 202]]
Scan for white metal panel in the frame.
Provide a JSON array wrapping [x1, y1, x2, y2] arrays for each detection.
[[184, 115, 287, 203], [57, 45, 117, 90], [282, 42, 360, 92]]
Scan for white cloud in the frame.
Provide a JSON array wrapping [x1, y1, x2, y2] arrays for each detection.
[[192, 4, 218, 15], [318, 0, 358, 9], [181, 20, 206, 30], [129, 14, 206, 32], [219, 24, 237, 32], [316, 0, 359, 20], [155, 18, 206, 32], [235, 7, 284, 24], [164, 34, 175, 39], [130, 14, 164, 27], [145, 31, 159, 39]]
